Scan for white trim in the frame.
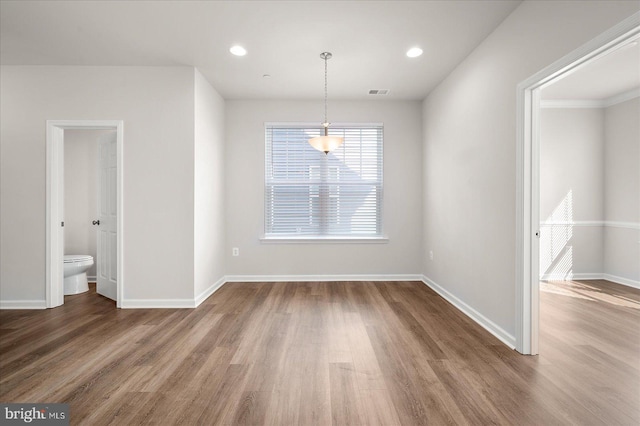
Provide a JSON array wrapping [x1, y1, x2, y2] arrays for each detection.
[[421, 275, 516, 349], [265, 122, 384, 128], [540, 220, 639, 230], [225, 274, 422, 283], [540, 99, 605, 109], [603, 274, 640, 289], [120, 276, 226, 308], [541, 272, 604, 281], [605, 221, 640, 230], [0, 300, 47, 310], [118, 275, 424, 308], [539, 88, 640, 109], [194, 276, 226, 307], [116, 123, 124, 309], [260, 236, 389, 244], [46, 124, 65, 308], [120, 299, 197, 309], [8, 271, 636, 311], [87, 276, 97, 282], [540, 220, 603, 227], [604, 88, 640, 107], [516, 12, 640, 355], [46, 120, 124, 309], [541, 273, 640, 290]]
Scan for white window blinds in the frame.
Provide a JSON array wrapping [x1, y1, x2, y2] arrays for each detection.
[[265, 123, 383, 238]]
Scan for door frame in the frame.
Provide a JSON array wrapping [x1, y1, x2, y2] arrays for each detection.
[[515, 12, 639, 355], [46, 120, 124, 308]]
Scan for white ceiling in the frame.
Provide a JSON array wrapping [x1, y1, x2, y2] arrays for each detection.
[[0, 0, 522, 100], [542, 38, 640, 101]]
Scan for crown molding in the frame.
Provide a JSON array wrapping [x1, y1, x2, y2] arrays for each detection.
[[540, 87, 640, 109], [603, 87, 640, 107]]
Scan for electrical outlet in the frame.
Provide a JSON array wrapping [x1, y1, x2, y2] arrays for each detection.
[[232, 247, 239, 257], [429, 250, 434, 260]]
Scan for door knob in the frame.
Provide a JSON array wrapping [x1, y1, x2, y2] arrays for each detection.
[[92, 220, 100, 225]]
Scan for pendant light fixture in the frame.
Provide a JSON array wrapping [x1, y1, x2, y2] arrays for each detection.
[[309, 52, 344, 154]]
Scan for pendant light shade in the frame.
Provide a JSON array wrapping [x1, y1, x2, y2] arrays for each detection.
[[309, 124, 344, 154], [309, 134, 344, 154], [309, 52, 343, 154]]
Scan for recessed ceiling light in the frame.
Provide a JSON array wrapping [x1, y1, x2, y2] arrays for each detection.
[[406, 47, 423, 58], [229, 45, 247, 56]]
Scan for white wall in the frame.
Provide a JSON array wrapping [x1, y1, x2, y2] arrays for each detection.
[[539, 108, 604, 278], [194, 69, 226, 299], [0, 66, 196, 303], [604, 97, 640, 284], [63, 129, 114, 278], [538, 100, 640, 286], [225, 100, 422, 277], [422, 1, 640, 341]]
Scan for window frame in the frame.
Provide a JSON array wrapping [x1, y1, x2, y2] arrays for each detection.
[[262, 122, 387, 243]]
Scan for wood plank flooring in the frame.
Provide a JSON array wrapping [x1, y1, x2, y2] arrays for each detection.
[[1, 280, 638, 425]]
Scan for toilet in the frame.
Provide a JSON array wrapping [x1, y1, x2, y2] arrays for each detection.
[[63, 255, 94, 295]]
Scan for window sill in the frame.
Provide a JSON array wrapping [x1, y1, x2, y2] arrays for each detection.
[[260, 236, 389, 244]]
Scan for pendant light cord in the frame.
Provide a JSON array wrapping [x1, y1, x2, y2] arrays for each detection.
[[324, 55, 328, 126], [309, 52, 343, 154]]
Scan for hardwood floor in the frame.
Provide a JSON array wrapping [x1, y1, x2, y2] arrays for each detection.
[[1, 280, 638, 425]]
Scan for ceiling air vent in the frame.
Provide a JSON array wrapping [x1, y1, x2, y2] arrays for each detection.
[[368, 89, 389, 95]]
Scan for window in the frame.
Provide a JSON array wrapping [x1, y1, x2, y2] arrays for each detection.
[[264, 123, 383, 240]]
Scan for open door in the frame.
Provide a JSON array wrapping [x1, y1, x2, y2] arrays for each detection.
[[96, 132, 117, 301]]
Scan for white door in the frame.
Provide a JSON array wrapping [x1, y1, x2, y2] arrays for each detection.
[[97, 132, 117, 301]]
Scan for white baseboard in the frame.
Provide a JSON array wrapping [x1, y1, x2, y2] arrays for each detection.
[[0, 300, 47, 310], [120, 298, 197, 309], [421, 275, 516, 349], [541, 272, 640, 289], [224, 274, 423, 283], [603, 273, 640, 289], [120, 276, 227, 308], [195, 276, 226, 307], [87, 275, 97, 282], [541, 272, 603, 281]]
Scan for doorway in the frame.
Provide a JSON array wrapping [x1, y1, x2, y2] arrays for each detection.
[[515, 14, 640, 355], [46, 120, 124, 308]]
